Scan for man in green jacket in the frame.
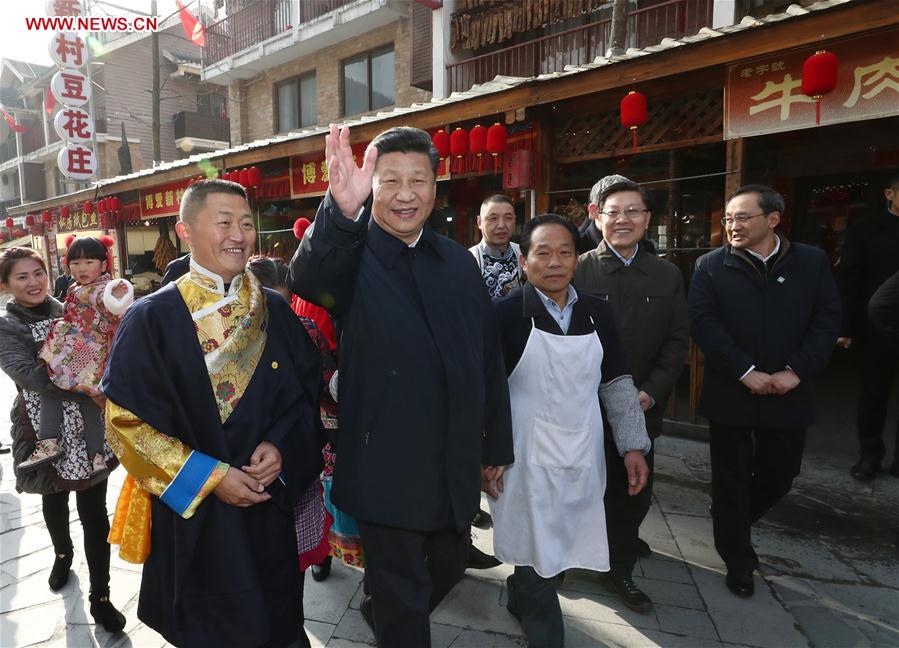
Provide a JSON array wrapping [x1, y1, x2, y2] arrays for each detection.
[[574, 176, 690, 613]]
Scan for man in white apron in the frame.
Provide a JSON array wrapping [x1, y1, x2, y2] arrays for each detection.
[[489, 213, 652, 648]]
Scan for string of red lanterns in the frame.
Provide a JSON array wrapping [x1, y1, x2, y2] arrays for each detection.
[[430, 124, 508, 175]]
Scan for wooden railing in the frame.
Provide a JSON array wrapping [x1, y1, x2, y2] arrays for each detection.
[[447, 0, 715, 94], [204, 0, 356, 65]]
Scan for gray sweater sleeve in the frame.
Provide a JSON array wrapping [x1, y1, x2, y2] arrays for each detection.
[[599, 376, 652, 456]]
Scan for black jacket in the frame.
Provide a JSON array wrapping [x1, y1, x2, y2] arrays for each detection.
[[837, 208, 899, 339], [288, 192, 513, 532], [52, 274, 73, 300], [688, 239, 840, 429], [869, 269, 899, 342], [160, 253, 191, 287], [574, 242, 689, 437]]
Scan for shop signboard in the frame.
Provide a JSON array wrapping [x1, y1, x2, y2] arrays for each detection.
[[57, 207, 100, 232], [290, 140, 450, 199], [725, 28, 899, 139], [138, 179, 193, 219]]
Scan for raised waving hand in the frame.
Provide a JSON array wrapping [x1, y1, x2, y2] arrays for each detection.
[[326, 124, 378, 219]]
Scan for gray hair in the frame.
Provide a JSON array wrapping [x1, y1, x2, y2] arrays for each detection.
[[588, 174, 631, 206]]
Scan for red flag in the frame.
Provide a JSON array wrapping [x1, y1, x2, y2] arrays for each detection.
[[1, 108, 28, 134], [176, 0, 206, 47], [44, 89, 56, 114]]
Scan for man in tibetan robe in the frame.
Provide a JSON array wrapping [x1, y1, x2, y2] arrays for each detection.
[[101, 179, 326, 648]]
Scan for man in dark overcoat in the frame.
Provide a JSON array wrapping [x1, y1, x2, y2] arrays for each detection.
[[288, 125, 513, 648], [689, 184, 840, 599]]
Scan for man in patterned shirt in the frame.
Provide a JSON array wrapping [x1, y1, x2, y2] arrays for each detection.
[[469, 194, 522, 300]]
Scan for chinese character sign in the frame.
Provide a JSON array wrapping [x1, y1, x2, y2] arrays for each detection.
[[139, 180, 192, 218], [57, 143, 96, 181], [48, 32, 88, 69], [51, 69, 91, 108], [53, 107, 93, 143], [726, 28, 899, 139], [45, 0, 83, 17]]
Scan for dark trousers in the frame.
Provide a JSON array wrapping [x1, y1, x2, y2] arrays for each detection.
[[604, 436, 654, 579], [356, 520, 470, 648], [42, 478, 110, 597], [507, 566, 564, 648], [857, 339, 899, 465], [39, 397, 104, 457], [709, 422, 805, 573]]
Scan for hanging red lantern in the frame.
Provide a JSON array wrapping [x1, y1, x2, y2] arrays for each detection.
[[5, 217, 13, 230], [25, 215, 35, 228], [486, 123, 508, 173], [432, 129, 450, 160], [620, 91, 647, 151], [469, 124, 487, 172], [802, 50, 839, 125], [449, 127, 468, 173], [109, 196, 122, 213], [60, 206, 70, 220], [100, 198, 109, 214], [83, 200, 93, 215], [42, 210, 52, 225], [238, 168, 250, 187], [247, 166, 262, 188]]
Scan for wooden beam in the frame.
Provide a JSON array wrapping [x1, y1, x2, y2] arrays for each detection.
[[556, 134, 724, 163]]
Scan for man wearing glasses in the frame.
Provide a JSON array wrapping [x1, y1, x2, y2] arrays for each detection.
[[689, 184, 840, 598], [575, 176, 689, 613]]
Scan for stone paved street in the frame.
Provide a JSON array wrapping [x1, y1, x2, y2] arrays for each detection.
[[1, 368, 897, 647]]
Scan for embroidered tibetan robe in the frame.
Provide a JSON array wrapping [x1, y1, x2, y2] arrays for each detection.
[[101, 266, 325, 648]]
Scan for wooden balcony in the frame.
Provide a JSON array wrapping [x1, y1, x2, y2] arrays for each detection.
[[173, 111, 230, 144], [447, 0, 715, 95]]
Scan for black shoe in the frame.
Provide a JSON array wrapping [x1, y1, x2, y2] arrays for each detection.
[[48, 551, 73, 591], [636, 538, 652, 558], [360, 595, 375, 634], [89, 595, 126, 633], [851, 459, 881, 481], [472, 508, 493, 530], [725, 570, 755, 598], [467, 545, 501, 570], [601, 575, 653, 613], [311, 555, 332, 582]]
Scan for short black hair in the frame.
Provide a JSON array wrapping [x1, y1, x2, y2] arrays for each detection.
[[66, 236, 108, 264], [247, 256, 288, 291], [180, 178, 248, 224], [519, 213, 579, 257], [371, 127, 439, 174], [480, 194, 513, 211], [728, 184, 785, 215], [597, 180, 653, 213]]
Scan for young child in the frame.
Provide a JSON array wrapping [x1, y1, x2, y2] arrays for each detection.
[[19, 235, 133, 475]]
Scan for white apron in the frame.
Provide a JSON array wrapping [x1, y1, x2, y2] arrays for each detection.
[[490, 317, 609, 578]]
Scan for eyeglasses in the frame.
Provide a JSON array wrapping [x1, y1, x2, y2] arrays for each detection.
[[721, 212, 767, 227], [600, 208, 650, 219]]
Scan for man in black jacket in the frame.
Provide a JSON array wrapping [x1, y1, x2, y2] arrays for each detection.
[[837, 173, 899, 481], [689, 185, 840, 599], [288, 125, 513, 648]]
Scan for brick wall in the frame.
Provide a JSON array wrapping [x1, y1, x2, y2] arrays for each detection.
[[231, 18, 431, 145]]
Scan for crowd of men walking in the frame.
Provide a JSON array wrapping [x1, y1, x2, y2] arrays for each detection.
[[2, 123, 897, 648]]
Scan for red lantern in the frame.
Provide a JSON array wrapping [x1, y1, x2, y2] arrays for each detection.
[[100, 198, 108, 214], [109, 196, 122, 213], [60, 206, 70, 220], [5, 217, 13, 230], [620, 91, 647, 150], [432, 129, 450, 159], [486, 123, 508, 173], [238, 168, 250, 187], [83, 200, 93, 215], [25, 215, 35, 227], [247, 166, 262, 188], [802, 50, 839, 125], [469, 124, 487, 172], [42, 210, 52, 225]]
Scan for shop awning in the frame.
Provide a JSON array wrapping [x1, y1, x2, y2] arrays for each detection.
[[0, 235, 33, 250]]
